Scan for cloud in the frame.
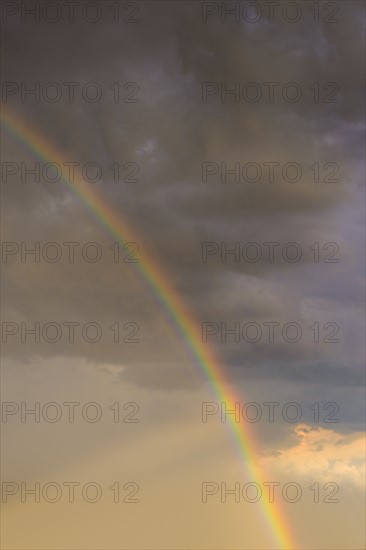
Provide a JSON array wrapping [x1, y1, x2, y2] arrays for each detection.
[[1, 1, 364, 399], [261, 423, 366, 489]]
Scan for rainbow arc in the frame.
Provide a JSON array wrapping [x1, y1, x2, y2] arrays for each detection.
[[1, 106, 296, 549]]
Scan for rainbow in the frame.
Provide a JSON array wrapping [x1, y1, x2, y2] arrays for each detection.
[[1, 106, 296, 549]]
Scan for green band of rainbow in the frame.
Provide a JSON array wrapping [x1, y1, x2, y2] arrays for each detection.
[[1, 106, 296, 549]]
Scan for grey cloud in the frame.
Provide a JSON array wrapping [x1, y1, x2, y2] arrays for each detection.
[[1, 1, 364, 402]]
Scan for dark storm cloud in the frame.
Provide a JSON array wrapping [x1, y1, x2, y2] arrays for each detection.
[[1, 1, 364, 397]]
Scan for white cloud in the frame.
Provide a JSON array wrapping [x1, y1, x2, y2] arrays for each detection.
[[261, 423, 366, 489]]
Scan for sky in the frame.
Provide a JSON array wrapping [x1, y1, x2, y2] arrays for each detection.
[[1, 1, 365, 549]]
